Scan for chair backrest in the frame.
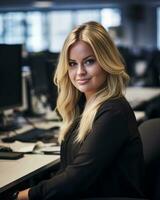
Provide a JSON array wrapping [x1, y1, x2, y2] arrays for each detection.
[[139, 118, 160, 164], [138, 118, 160, 200]]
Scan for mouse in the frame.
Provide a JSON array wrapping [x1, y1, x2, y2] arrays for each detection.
[[33, 141, 45, 151], [0, 146, 13, 152]]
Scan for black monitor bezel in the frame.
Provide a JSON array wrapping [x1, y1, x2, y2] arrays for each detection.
[[0, 44, 23, 112]]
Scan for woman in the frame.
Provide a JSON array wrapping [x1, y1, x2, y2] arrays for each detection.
[[17, 21, 144, 200]]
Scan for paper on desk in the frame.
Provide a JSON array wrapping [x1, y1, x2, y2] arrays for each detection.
[[2, 141, 58, 153], [8, 141, 36, 152], [40, 145, 60, 153], [0, 141, 60, 153], [34, 121, 62, 130]]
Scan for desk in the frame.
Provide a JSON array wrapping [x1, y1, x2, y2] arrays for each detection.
[[0, 154, 59, 194], [126, 87, 160, 109]]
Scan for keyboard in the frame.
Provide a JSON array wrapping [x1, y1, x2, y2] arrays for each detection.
[[2, 128, 58, 143]]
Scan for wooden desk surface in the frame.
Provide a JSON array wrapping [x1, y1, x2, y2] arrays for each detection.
[[0, 154, 59, 193]]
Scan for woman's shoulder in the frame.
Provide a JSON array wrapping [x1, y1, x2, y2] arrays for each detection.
[[99, 96, 131, 112], [96, 96, 134, 121]]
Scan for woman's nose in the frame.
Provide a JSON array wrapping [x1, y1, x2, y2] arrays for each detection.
[[77, 65, 86, 75]]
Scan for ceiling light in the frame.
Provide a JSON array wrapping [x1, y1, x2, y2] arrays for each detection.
[[33, 1, 54, 8]]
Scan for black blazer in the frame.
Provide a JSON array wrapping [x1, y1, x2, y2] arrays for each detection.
[[29, 97, 145, 200]]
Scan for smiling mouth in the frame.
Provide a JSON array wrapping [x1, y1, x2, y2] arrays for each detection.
[[77, 79, 90, 84]]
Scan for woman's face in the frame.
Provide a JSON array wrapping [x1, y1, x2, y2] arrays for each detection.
[[68, 41, 107, 100]]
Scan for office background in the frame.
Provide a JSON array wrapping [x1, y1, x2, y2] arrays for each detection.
[[0, 0, 159, 52], [0, 0, 160, 115], [0, 1, 160, 200]]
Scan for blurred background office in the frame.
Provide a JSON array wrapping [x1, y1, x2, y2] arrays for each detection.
[[0, 0, 160, 130], [1, 2, 160, 200]]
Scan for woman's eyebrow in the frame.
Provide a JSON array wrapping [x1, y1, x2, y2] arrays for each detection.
[[68, 59, 76, 61], [69, 55, 95, 62], [83, 55, 95, 61]]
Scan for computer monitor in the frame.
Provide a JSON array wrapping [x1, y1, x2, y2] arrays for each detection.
[[28, 53, 49, 96], [28, 52, 59, 96], [0, 44, 22, 131], [46, 60, 58, 110], [0, 44, 22, 112], [28, 52, 58, 110]]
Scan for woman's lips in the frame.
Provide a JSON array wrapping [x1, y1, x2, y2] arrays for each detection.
[[76, 78, 90, 85]]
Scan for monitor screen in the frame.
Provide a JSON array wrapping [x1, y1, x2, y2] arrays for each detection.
[[46, 60, 58, 110], [29, 53, 49, 95], [28, 52, 58, 110], [0, 44, 22, 112]]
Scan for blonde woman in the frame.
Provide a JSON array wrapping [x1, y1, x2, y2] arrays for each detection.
[[17, 21, 144, 200]]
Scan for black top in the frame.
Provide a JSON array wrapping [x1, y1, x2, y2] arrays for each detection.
[[29, 97, 145, 200]]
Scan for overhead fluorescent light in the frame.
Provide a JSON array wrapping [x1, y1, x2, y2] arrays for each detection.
[[33, 1, 54, 8]]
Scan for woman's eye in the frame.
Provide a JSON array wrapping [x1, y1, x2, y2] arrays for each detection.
[[69, 62, 77, 67], [85, 59, 95, 65]]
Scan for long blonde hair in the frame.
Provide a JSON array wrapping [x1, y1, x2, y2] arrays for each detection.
[[54, 21, 129, 143]]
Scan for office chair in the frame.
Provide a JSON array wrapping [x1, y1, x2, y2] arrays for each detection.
[[139, 118, 160, 200], [145, 97, 160, 119]]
